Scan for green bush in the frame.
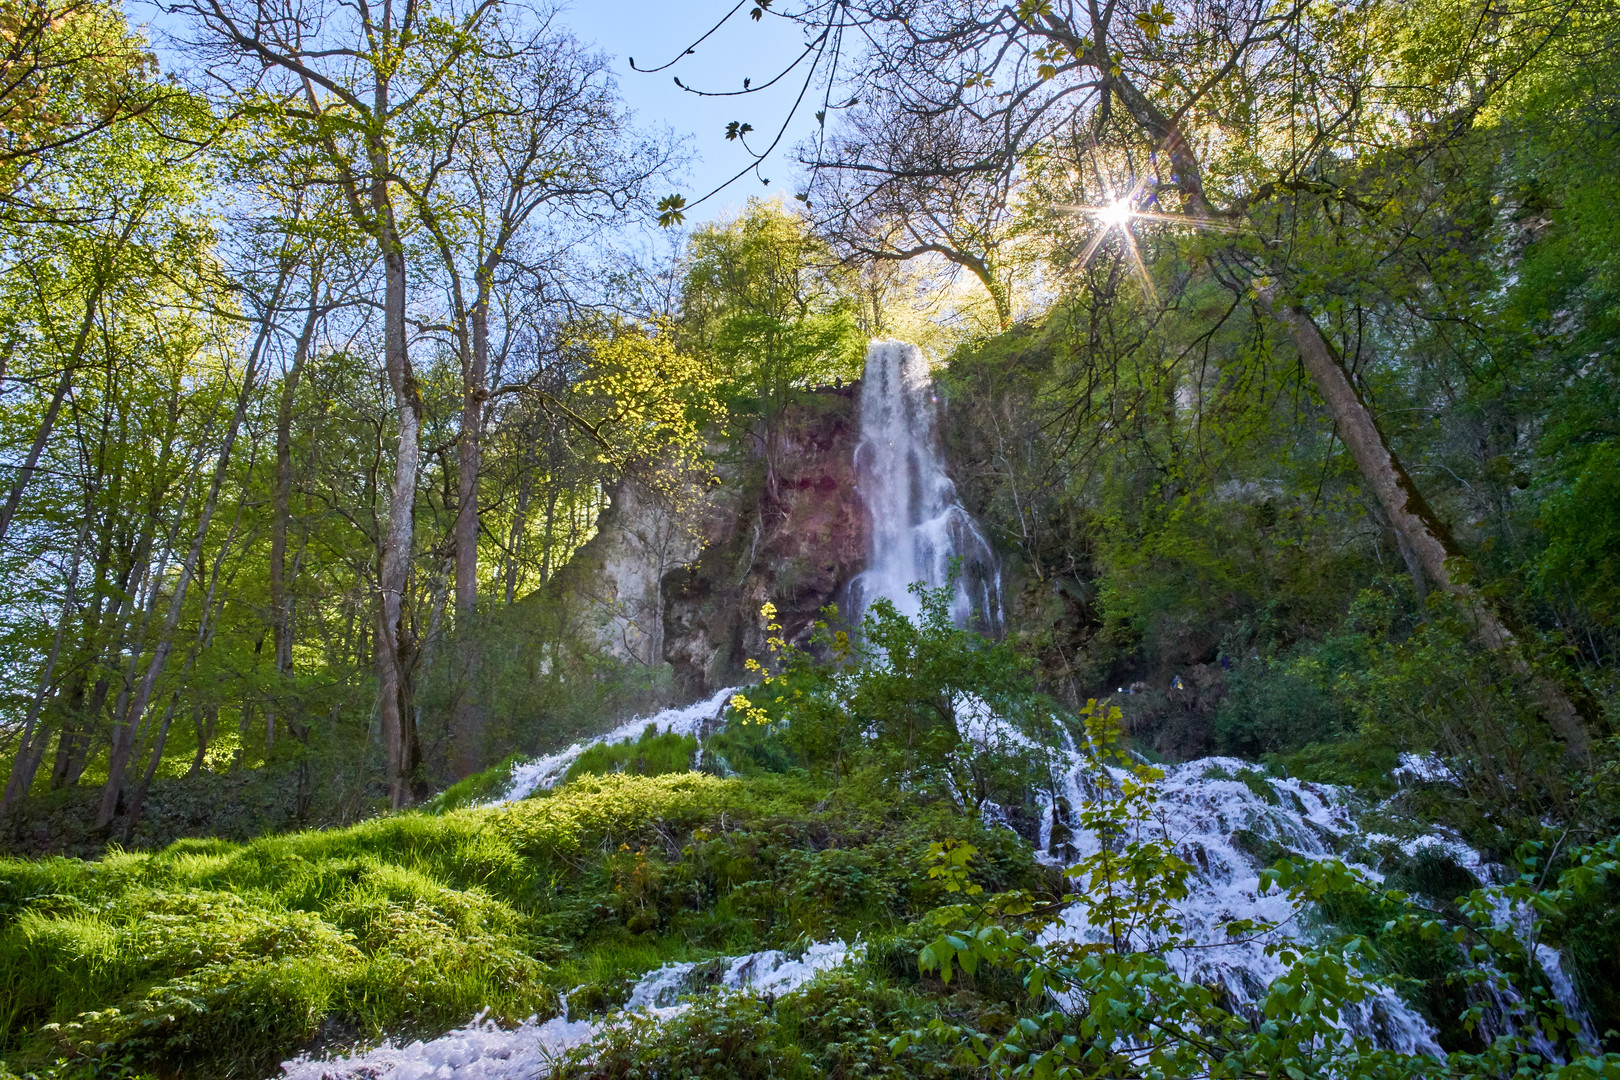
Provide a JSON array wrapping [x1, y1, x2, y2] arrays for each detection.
[[1535, 439, 1620, 627], [1215, 651, 1354, 757], [735, 584, 1060, 819], [558, 972, 969, 1080]]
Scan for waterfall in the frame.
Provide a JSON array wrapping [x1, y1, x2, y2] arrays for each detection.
[[849, 340, 1001, 631]]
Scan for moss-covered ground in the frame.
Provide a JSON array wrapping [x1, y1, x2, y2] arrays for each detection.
[[0, 764, 1054, 1079]]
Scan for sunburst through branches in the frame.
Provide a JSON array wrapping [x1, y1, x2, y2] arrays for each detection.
[[1057, 186, 1244, 301]]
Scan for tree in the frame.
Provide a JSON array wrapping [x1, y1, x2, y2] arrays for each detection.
[[0, 76, 222, 815], [408, 25, 672, 778], [679, 198, 862, 502], [0, 0, 160, 204], [178, 0, 512, 806], [811, 100, 1025, 330]]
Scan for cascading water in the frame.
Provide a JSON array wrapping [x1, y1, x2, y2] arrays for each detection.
[[1037, 749, 1445, 1053], [849, 340, 1002, 632], [278, 942, 859, 1079], [478, 687, 738, 806]]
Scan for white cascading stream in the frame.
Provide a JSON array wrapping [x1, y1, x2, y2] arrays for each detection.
[[478, 686, 738, 807], [849, 340, 1002, 632]]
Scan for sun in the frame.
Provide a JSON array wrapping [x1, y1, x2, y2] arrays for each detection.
[[1094, 199, 1133, 229]]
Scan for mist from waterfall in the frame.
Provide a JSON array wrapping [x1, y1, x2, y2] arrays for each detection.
[[849, 340, 1002, 632]]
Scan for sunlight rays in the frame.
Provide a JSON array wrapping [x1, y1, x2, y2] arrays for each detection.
[[1055, 189, 1244, 303]]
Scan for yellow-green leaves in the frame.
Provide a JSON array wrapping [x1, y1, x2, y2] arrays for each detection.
[[1133, 1, 1174, 41], [926, 838, 984, 895]]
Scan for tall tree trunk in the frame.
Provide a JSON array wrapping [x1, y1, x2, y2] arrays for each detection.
[[451, 296, 489, 779], [269, 282, 320, 752], [376, 235, 421, 809], [1268, 295, 1591, 754], [90, 440, 190, 807], [0, 363, 74, 547], [188, 704, 219, 778]]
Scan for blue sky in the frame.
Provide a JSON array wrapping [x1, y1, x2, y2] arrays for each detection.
[[556, 1, 826, 224], [134, 0, 826, 227]]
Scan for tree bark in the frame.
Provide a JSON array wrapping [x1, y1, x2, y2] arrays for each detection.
[[269, 281, 320, 751], [451, 295, 489, 778], [376, 233, 421, 809], [1268, 295, 1591, 755]]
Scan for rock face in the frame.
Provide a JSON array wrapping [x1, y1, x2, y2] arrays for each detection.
[[551, 476, 712, 668], [662, 387, 868, 697]]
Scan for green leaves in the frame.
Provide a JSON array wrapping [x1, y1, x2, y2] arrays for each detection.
[[656, 193, 687, 228], [925, 839, 984, 895], [723, 120, 753, 140], [1133, 1, 1174, 41]]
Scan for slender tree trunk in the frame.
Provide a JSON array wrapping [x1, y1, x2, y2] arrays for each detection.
[[92, 455, 189, 807], [55, 531, 139, 790], [451, 296, 489, 778], [376, 235, 421, 809], [504, 474, 533, 604], [188, 704, 217, 777], [1269, 295, 1591, 754], [270, 285, 320, 752], [0, 364, 74, 547]]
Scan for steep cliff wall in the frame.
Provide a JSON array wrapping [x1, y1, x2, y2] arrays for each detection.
[[550, 386, 867, 702], [548, 477, 713, 669], [662, 387, 868, 697]]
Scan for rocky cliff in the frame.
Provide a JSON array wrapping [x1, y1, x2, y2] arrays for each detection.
[[558, 386, 867, 701], [662, 386, 868, 697]]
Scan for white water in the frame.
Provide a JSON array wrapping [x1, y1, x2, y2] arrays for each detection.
[[1026, 745, 1598, 1057], [1033, 751, 1441, 1054], [623, 940, 859, 1011], [278, 942, 856, 1079], [849, 340, 1001, 631], [479, 687, 737, 806]]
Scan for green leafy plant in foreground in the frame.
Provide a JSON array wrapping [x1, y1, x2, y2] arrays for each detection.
[[731, 583, 1059, 817], [894, 702, 1620, 1079]]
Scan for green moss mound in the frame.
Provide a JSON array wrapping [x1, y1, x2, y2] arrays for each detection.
[[564, 725, 701, 785], [0, 773, 1048, 1079]]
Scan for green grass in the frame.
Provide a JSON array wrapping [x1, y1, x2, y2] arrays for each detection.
[[0, 771, 1047, 1079], [564, 725, 700, 784]]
